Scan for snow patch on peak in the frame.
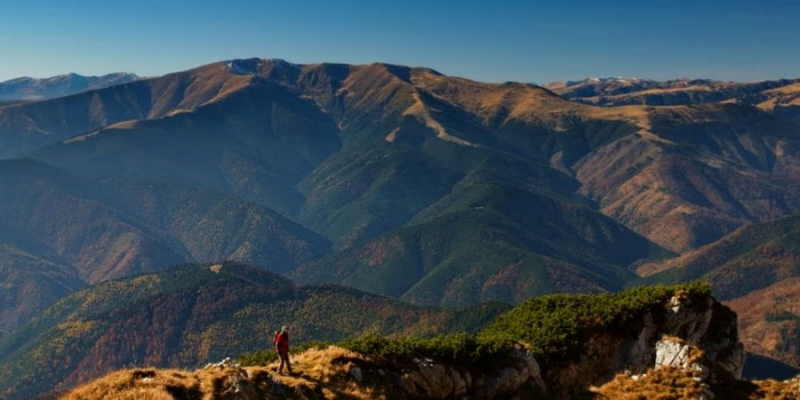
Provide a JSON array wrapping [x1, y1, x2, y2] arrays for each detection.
[[222, 59, 258, 75], [565, 77, 644, 87], [222, 58, 299, 76]]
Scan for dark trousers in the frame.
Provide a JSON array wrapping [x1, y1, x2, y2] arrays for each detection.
[[278, 350, 292, 374]]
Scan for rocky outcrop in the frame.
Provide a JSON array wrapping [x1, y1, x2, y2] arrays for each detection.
[[536, 292, 743, 398], [331, 293, 745, 399], [395, 347, 544, 399], [647, 295, 744, 381]]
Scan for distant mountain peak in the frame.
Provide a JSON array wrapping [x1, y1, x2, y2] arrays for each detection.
[[0, 72, 139, 85], [52, 72, 81, 78], [0, 72, 140, 101], [561, 76, 647, 87]]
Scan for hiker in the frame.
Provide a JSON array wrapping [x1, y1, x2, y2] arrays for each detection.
[[273, 326, 293, 375]]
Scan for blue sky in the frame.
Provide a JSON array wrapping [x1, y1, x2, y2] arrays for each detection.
[[1, 0, 798, 83]]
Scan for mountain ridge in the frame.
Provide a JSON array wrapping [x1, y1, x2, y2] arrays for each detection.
[[545, 76, 800, 109]]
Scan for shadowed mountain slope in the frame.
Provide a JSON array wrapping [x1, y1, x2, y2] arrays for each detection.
[[727, 278, 800, 369], [0, 160, 189, 284], [634, 216, 800, 368], [635, 215, 800, 300], [0, 63, 256, 158], [294, 179, 670, 306], [31, 76, 341, 215], [0, 160, 329, 281], [0, 232, 84, 340], [575, 105, 800, 251], [0, 160, 329, 342], [99, 179, 331, 272]]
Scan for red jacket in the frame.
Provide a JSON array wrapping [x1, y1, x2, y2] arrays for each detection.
[[274, 332, 289, 352]]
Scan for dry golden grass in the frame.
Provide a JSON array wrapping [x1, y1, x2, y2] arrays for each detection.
[[410, 67, 582, 125], [758, 86, 800, 110], [762, 83, 800, 96], [408, 65, 694, 149], [592, 368, 799, 400], [62, 368, 201, 400], [264, 346, 387, 400], [61, 346, 389, 400], [744, 377, 800, 399], [591, 367, 708, 400], [401, 92, 476, 147]]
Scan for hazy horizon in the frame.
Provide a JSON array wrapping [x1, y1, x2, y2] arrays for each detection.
[[1, 0, 799, 84], [1, 57, 799, 86]]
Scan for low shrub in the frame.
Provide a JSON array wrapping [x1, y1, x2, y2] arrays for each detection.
[[340, 332, 515, 364]]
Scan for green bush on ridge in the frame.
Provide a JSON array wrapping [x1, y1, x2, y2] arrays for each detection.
[[340, 333, 515, 364], [238, 283, 711, 367], [480, 282, 711, 364]]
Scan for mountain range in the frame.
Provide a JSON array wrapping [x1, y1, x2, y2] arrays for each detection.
[[0, 58, 798, 396], [546, 76, 800, 129]]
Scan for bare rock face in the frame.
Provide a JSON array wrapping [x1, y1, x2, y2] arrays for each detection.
[[542, 293, 744, 398], [656, 294, 744, 381], [655, 338, 692, 369], [478, 349, 544, 399], [663, 293, 715, 343], [644, 294, 743, 380], [202, 358, 261, 399], [655, 337, 710, 380], [399, 347, 543, 399], [697, 302, 746, 381]]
